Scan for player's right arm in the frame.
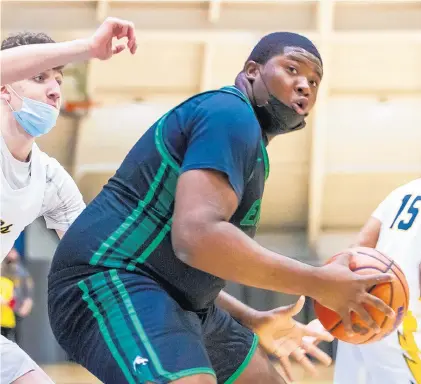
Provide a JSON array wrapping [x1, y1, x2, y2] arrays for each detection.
[[172, 94, 395, 334], [1, 17, 137, 85], [351, 188, 395, 248]]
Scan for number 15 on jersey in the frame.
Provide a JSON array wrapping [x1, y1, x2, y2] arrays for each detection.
[[390, 194, 421, 231]]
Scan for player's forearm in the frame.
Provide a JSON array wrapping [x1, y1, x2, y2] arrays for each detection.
[[173, 221, 322, 298], [351, 217, 381, 248], [1, 39, 92, 85], [215, 291, 258, 329]]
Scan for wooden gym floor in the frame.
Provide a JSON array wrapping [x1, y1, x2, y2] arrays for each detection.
[[41, 363, 334, 384]]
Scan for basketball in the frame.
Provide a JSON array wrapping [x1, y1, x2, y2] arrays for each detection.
[[314, 247, 409, 345]]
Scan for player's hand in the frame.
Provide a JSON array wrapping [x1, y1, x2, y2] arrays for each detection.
[[316, 250, 396, 335], [277, 320, 333, 383], [246, 297, 334, 382], [89, 17, 138, 60]]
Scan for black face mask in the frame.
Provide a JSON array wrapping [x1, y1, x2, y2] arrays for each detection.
[[251, 73, 307, 136]]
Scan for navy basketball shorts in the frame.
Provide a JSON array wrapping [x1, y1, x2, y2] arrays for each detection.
[[48, 268, 258, 384]]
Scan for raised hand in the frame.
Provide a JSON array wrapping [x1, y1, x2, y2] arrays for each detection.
[[89, 17, 138, 60]]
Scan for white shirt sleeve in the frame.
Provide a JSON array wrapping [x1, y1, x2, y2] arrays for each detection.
[[371, 188, 401, 224], [39, 155, 86, 232]]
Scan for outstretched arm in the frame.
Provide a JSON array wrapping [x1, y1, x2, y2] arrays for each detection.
[[1, 17, 137, 85], [173, 169, 321, 296], [1, 40, 91, 85], [172, 169, 394, 331]]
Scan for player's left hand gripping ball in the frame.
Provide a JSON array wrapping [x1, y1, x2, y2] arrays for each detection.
[[89, 17, 138, 60], [245, 296, 334, 382]]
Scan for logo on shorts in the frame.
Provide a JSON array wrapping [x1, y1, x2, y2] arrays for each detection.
[[133, 356, 149, 369], [133, 356, 155, 382]]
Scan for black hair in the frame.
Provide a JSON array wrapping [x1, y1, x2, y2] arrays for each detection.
[[247, 32, 322, 66], [1, 31, 56, 51]]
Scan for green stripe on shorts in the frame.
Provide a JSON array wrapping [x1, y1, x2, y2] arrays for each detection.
[[78, 279, 138, 384], [110, 270, 217, 381], [225, 333, 259, 384], [90, 272, 157, 382]]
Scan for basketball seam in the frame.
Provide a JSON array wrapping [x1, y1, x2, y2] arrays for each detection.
[[358, 251, 404, 278], [358, 252, 390, 268], [375, 250, 405, 275], [352, 266, 389, 344], [360, 281, 393, 344], [329, 319, 342, 333], [385, 260, 408, 307], [385, 259, 409, 307], [385, 260, 394, 273], [357, 254, 408, 313]]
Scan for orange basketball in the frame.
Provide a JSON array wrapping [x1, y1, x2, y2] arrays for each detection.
[[314, 247, 409, 345]]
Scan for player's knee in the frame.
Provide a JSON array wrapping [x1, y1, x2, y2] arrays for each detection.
[[234, 346, 286, 384], [168, 373, 217, 384]]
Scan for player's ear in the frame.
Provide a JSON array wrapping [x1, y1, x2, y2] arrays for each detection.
[[0, 85, 11, 103], [244, 60, 259, 83]]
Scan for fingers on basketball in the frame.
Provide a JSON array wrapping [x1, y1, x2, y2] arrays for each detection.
[[314, 247, 409, 345]]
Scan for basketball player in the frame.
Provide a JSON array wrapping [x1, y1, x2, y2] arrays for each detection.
[[1, 17, 137, 384], [335, 179, 421, 384], [48, 32, 395, 384]]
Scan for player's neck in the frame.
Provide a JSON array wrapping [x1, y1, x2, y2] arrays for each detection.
[[0, 107, 34, 162], [235, 74, 275, 146], [234, 73, 253, 104]]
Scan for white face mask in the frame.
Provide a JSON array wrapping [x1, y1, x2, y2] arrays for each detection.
[[5, 86, 59, 137]]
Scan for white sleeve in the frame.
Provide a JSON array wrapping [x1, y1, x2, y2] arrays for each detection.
[[371, 189, 400, 224], [372, 198, 389, 224], [40, 156, 86, 231]]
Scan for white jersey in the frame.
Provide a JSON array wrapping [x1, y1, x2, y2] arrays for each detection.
[[372, 178, 421, 321], [0, 135, 85, 260], [335, 179, 421, 384]]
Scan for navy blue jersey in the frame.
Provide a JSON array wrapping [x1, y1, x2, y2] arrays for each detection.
[[50, 86, 269, 310]]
